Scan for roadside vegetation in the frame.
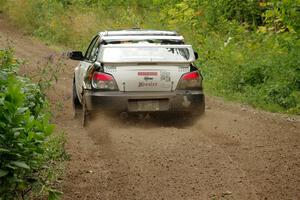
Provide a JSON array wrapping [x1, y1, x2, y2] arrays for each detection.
[[0, 0, 299, 115], [0, 48, 66, 199]]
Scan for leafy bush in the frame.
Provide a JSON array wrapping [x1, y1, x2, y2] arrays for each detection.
[[0, 49, 65, 199], [202, 32, 300, 113]]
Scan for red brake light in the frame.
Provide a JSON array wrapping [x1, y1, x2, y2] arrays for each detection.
[[181, 71, 199, 80], [92, 72, 118, 90], [93, 73, 113, 81], [176, 71, 202, 90]]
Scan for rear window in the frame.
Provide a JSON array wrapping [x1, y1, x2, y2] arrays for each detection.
[[100, 47, 191, 62]]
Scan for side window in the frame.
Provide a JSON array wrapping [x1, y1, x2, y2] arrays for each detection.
[[89, 38, 101, 62], [85, 36, 99, 61]]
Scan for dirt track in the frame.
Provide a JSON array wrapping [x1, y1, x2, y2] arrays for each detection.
[[1, 15, 300, 200]]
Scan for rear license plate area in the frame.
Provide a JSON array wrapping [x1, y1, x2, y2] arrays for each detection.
[[128, 99, 169, 112]]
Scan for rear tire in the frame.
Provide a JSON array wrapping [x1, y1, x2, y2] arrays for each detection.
[[198, 97, 205, 116], [190, 96, 206, 119], [73, 79, 82, 119], [82, 95, 89, 127]]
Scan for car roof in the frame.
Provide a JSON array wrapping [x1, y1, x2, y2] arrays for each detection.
[[100, 35, 184, 42], [98, 29, 184, 44], [99, 29, 179, 36]]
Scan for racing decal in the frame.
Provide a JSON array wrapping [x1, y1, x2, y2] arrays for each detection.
[[105, 66, 116, 73], [144, 77, 154, 81], [138, 82, 158, 87], [160, 71, 171, 82], [179, 68, 190, 73], [178, 66, 190, 73], [138, 72, 158, 76]]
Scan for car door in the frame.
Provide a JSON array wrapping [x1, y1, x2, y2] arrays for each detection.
[[76, 35, 100, 101]]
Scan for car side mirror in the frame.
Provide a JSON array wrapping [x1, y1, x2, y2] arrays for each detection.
[[194, 52, 199, 60], [68, 51, 84, 61]]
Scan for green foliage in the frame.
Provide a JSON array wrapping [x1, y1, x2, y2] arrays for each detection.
[[0, 49, 65, 199], [1, 0, 299, 114], [203, 33, 300, 113], [261, 0, 300, 33]]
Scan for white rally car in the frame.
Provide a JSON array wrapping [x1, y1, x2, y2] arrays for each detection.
[[69, 30, 205, 126]]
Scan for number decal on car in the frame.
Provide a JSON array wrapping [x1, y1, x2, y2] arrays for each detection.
[[160, 71, 171, 82]]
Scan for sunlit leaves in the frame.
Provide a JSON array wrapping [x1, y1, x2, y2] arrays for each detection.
[[0, 49, 56, 199]]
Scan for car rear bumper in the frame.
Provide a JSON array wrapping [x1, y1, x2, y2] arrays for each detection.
[[84, 90, 205, 114]]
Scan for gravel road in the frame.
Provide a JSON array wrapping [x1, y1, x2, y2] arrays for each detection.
[[1, 15, 299, 200]]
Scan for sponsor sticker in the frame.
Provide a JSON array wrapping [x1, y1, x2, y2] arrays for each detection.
[[178, 67, 189, 73], [160, 71, 171, 82], [138, 82, 158, 87], [138, 72, 158, 76], [105, 66, 116, 73]]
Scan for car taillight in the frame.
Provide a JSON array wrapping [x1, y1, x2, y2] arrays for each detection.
[[92, 72, 118, 90], [176, 71, 202, 90]]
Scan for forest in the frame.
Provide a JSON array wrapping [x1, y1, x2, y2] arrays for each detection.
[[1, 0, 299, 114]]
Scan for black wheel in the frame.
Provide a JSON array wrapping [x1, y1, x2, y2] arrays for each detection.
[[188, 96, 205, 121], [198, 96, 206, 116], [73, 79, 82, 118], [82, 94, 89, 127]]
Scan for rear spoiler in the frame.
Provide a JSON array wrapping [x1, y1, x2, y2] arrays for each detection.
[[98, 44, 196, 64], [101, 61, 194, 64], [101, 35, 184, 42]]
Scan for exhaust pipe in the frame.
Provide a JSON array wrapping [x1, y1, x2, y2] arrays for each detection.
[[120, 112, 129, 119]]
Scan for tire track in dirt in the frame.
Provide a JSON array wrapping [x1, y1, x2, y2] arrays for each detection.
[[1, 15, 299, 200]]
